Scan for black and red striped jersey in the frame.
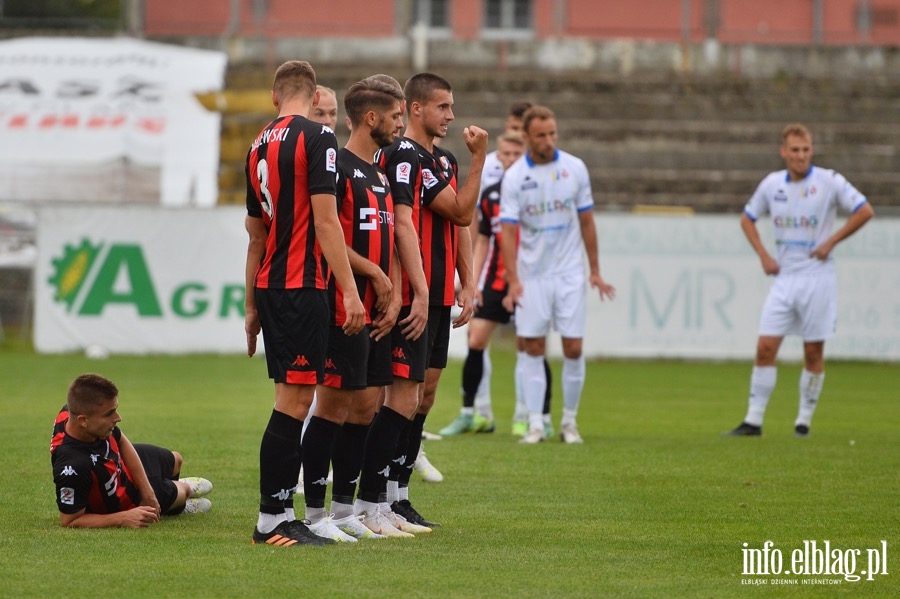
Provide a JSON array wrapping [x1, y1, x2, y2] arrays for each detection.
[[421, 144, 458, 306], [50, 406, 141, 515], [245, 115, 339, 290], [477, 180, 508, 293], [330, 148, 395, 325], [377, 136, 422, 306]]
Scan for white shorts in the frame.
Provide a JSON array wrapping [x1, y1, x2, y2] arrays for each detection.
[[758, 271, 837, 341], [514, 272, 586, 339]]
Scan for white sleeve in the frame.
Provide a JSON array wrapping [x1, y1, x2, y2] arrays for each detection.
[[575, 159, 593, 211], [499, 168, 520, 223], [832, 171, 867, 213], [743, 176, 772, 221]]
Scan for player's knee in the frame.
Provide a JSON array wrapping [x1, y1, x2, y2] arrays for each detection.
[[171, 451, 183, 477]]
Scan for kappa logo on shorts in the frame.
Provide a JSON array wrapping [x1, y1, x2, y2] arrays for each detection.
[[292, 355, 311, 367], [324, 358, 336, 370], [391, 347, 407, 360]]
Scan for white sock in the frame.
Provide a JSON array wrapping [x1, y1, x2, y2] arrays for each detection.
[[796, 369, 824, 427], [284, 507, 295, 521], [354, 499, 378, 517], [330, 500, 354, 520], [562, 408, 578, 427], [460, 406, 475, 417], [514, 351, 528, 421], [257, 512, 287, 534], [744, 365, 777, 426], [387, 480, 400, 504], [399, 485, 409, 502], [305, 505, 326, 525], [521, 353, 547, 418], [562, 356, 586, 416], [475, 348, 492, 417]]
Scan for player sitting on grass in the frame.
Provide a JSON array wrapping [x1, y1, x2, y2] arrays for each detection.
[[50, 373, 213, 528]]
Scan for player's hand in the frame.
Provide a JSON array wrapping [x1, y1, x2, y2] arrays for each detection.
[[453, 284, 476, 328], [502, 280, 523, 313], [760, 254, 780, 275], [245, 309, 261, 357], [121, 506, 160, 528], [342, 296, 367, 336], [590, 274, 616, 301], [139, 493, 162, 519], [370, 270, 393, 314], [400, 295, 428, 340], [474, 289, 484, 308], [463, 126, 489, 157], [810, 240, 834, 261], [371, 294, 402, 342]]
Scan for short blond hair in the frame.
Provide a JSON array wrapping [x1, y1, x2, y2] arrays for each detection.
[[781, 123, 812, 145], [273, 60, 317, 103]]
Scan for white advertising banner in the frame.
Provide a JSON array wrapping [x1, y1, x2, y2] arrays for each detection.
[[0, 37, 226, 206], [35, 206, 250, 353], [35, 208, 900, 360]]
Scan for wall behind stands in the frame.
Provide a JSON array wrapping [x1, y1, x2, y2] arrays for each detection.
[[34, 207, 900, 361]]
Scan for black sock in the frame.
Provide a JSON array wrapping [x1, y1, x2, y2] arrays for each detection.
[[331, 422, 369, 505], [397, 413, 426, 488], [301, 416, 340, 509], [461, 349, 484, 408], [357, 406, 408, 504], [543, 358, 553, 415], [259, 410, 302, 514]]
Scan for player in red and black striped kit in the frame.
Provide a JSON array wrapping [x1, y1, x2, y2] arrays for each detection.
[[244, 60, 365, 547], [378, 73, 488, 528], [298, 75, 413, 540], [50, 374, 212, 528]]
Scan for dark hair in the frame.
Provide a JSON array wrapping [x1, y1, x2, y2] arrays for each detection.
[[403, 72, 452, 114], [509, 100, 533, 119], [344, 75, 405, 127], [522, 105, 556, 133], [67, 374, 118, 416], [272, 60, 317, 103]]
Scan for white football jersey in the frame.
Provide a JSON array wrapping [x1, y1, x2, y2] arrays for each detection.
[[480, 150, 504, 193], [500, 149, 594, 278], [744, 166, 867, 275]]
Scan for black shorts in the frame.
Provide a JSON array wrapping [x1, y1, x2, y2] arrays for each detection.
[[134, 443, 180, 514], [426, 305, 452, 370], [390, 305, 427, 382], [322, 325, 391, 389], [475, 286, 513, 324], [256, 287, 329, 385]]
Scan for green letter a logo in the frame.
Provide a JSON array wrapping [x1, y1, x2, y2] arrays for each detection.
[[79, 245, 163, 316]]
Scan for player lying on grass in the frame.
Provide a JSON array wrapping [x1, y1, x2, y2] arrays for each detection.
[[50, 373, 213, 528]]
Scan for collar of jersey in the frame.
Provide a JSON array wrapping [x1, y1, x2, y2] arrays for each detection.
[[784, 165, 814, 182], [525, 149, 560, 167]]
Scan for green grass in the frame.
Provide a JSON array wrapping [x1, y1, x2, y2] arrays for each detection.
[[1, 344, 897, 598]]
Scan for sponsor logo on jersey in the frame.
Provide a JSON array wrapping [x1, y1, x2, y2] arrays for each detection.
[[396, 162, 411, 184], [353, 169, 366, 179], [773, 215, 818, 229], [60, 487, 75, 505], [325, 148, 337, 173], [422, 168, 439, 189], [774, 191, 788, 202], [371, 185, 386, 193], [521, 177, 538, 190]]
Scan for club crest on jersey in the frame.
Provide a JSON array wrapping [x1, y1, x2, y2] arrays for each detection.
[[378, 172, 389, 186], [439, 156, 450, 170], [396, 162, 411, 184], [326, 148, 337, 173], [422, 168, 439, 189]]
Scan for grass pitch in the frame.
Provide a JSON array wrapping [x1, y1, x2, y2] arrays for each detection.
[[1, 345, 896, 598]]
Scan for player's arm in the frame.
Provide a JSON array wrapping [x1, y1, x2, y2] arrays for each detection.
[[372, 251, 402, 341], [500, 220, 521, 312], [311, 193, 366, 335], [118, 431, 161, 517], [426, 127, 489, 226], [472, 231, 490, 305], [346, 246, 392, 314], [578, 208, 615, 301], [244, 215, 267, 357], [740, 212, 779, 275], [394, 203, 428, 340], [453, 226, 476, 328], [811, 202, 874, 260]]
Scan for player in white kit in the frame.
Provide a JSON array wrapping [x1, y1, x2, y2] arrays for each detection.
[[499, 105, 615, 444], [727, 123, 874, 437]]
